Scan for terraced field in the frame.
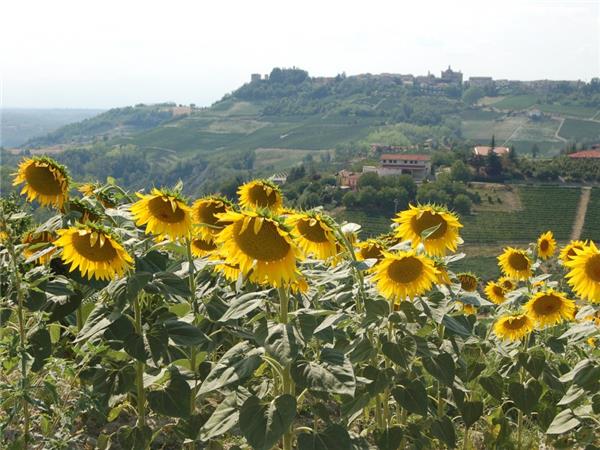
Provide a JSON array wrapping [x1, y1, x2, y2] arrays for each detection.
[[558, 119, 600, 141], [461, 186, 580, 242], [581, 188, 600, 241], [339, 185, 582, 243]]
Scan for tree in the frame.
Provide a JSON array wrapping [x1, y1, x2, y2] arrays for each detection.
[[462, 86, 485, 105], [453, 194, 472, 215], [531, 144, 540, 159], [357, 172, 381, 190], [450, 160, 472, 182]]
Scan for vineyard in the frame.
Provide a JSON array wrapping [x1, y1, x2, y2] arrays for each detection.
[[1, 157, 599, 449], [582, 188, 600, 240]]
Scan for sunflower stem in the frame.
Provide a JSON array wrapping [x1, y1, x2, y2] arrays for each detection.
[[185, 238, 199, 416], [278, 287, 294, 450], [3, 219, 31, 445], [76, 305, 84, 332], [133, 294, 146, 427]]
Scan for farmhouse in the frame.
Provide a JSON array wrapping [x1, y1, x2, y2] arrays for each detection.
[[338, 170, 361, 190], [567, 149, 600, 159], [473, 146, 511, 156], [376, 154, 432, 180]]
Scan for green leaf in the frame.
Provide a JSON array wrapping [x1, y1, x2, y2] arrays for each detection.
[[124, 333, 147, 362], [423, 352, 455, 385], [145, 271, 190, 299], [297, 424, 351, 450], [441, 315, 472, 337], [219, 293, 265, 321], [147, 368, 191, 418], [348, 337, 375, 364], [116, 424, 152, 450], [479, 374, 503, 401], [198, 342, 263, 396], [264, 323, 303, 366], [199, 391, 247, 440], [519, 349, 546, 379], [292, 348, 355, 396], [392, 379, 428, 416], [508, 379, 542, 414], [558, 385, 586, 406], [164, 319, 209, 346], [431, 416, 456, 448], [239, 395, 296, 450], [546, 408, 581, 434], [28, 327, 52, 372], [460, 400, 483, 428], [374, 426, 403, 450]]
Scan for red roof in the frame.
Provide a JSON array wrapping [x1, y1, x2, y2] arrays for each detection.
[[380, 154, 431, 161], [568, 150, 600, 159]]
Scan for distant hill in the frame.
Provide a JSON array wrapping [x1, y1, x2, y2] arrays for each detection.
[[1, 108, 104, 148]]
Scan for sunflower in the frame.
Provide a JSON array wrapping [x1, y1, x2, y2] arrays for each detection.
[[537, 231, 556, 259], [130, 188, 192, 239], [493, 314, 535, 341], [393, 204, 462, 256], [215, 210, 300, 287], [0, 230, 8, 244], [190, 234, 218, 258], [459, 302, 477, 315], [485, 281, 506, 305], [559, 240, 588, 264], [79, 182, 116, 208], [356, 239, 386, 262], [371, 250, 438, 302], [588, 337, 597, 348], [191, 196, 232, 239], [565, 241, 600, 303], [54, 224, 133, 280], [498, 276, 516, 292], [524, 289, 575, 326], [13, 157, 69, 208], [237, 179, 283, 212], [435, 261, 452, 286], [287, 212, 338, 260], [498, 247, 532, 280], [23, 231, 56, 264], [457, 272, 479, 292]]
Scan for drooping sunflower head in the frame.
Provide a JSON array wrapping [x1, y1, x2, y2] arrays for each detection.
[[54, 223, 133, 280], [215, 210, 300, 287], [457, 272, 479, 292], [190, 233, 219, 258], [498, 247, 532, 280], [537, 231, 556, 259], [237, 179, 283, 212], [13, 157, 70, 208], [287, 211, 338, 260], [485, 281, 507, 305], [524, 289, 575, 327], [393, 204, 462, 256], [565, 241, 600, 303], [191, 196, 232, 239], [22, 230, 56, 264], [498, 276, 516, 292], [493, 313, 535, 341], [434, 260, 452, 285], [371, 250, 438, 303], [130, 188, 192, 240], [559, 240, 588, 264], [64, 199, 101, 223], [356, 239, 387, 263]]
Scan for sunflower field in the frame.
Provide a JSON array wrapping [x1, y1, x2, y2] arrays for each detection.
[[1, 156, 599, 450]]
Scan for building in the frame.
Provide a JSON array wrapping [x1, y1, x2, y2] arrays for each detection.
[[468, 76, 493, 88], [440, 66, 463, 84], [567, 149, 600, 159], [473, 146, 511, 156], [370, 143, 419, 155], [251, 73, 262, 82], [269, 172, 287, 185], [377, 154, 432, 180], [338, 170, 361, 190]]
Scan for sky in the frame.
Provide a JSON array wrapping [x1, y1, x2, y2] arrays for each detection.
[[1, 0, 599, 109]]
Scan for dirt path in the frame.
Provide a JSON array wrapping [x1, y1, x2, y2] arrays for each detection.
[[554, 117, 567, 142], [570, 187, 591, 240]]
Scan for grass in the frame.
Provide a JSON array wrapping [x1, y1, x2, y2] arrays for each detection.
[[461, 117, 526, 141], [459, 109, 501, 121], [491, 95, 539, 110], [536, 104, 598, 119], [581, 188, 600, 241], [558, 119, 600, 141]]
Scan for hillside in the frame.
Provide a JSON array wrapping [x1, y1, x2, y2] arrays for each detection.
[[1, 108, 103, 148]]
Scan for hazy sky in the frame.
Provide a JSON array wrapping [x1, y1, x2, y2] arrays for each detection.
[[1, 0, 599, 109]]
